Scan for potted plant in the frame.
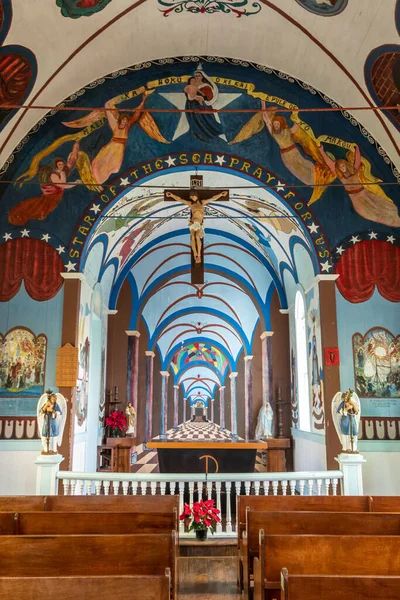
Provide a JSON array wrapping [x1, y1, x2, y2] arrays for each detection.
[[180, 499, 221, 540], [105, 410, 127, 437]]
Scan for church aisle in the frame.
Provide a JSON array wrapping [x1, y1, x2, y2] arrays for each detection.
[[179, 557, 240, 599]]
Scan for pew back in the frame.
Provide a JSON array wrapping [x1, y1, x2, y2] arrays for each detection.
[[281, 569, 400, 600], [370, 497, 400, 513], [0, 497, 44, 512], [0, 513, 16, 534], [45, 495, 179, 512], [0, 573, 171, 600]]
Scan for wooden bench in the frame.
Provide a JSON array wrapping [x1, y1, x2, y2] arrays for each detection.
[[0, 573, 171, 600], [370, 496, 400, 512], [242, 511, 400, 599], [254, 534, 400, 600], [0, 497, 45, 512], [280, 569, 400, 600], [44, 494, 180, 512], [0, 533, 178, 599]]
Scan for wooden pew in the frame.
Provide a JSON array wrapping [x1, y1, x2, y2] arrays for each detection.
[[15, 511, 177, 535], [370, 496, 400, 512], [242, 511, 400, 599], [254, 534, 400, 600], [0, 572, 171, 600], [281, 569, 400, 600], [44, 494, 179, 513], [0, 513, 17, 534], [0, 497, 44, 512], [0, 533, 178, 599]]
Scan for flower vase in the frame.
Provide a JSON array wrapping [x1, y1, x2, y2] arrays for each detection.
[[195, 528, 208, 541], [111, 429, 120, 438]]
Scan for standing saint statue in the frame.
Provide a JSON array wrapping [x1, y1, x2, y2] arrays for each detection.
[[125, 402, 136, 436], [165, 189, 228, 264], [332, 389, 361, 453], [255, 402, 274, 440], [37, 390, 67, 455]]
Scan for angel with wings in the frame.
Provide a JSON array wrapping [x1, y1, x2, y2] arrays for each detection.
[[331, 389, 361, 453], [37, 390, 67, 455]]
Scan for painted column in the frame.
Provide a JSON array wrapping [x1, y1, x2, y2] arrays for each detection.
[[211, 398, 215, 423], [230, 372, 238, 440], [219, 386, 226, 430], [183, 397, 187, 423], [173, 385, 179, 429], [260, 331, 274, 408], [160, 370, 170, 439], [191, 403, 195, 419], [244, 355, 253, 440], [125, 330, 140, 416], [145, 351, 155, 443]]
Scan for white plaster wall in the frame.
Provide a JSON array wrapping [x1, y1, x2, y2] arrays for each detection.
[[72, 438, 86, 472], [0, 444, 41, 495], [292, 430, 327, 473], [360, 451, 400, 496]]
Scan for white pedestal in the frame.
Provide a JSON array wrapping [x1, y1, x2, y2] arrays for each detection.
[[335, 453, 366, 496], [35, 454, 64, 495]]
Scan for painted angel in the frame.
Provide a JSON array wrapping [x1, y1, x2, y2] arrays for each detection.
[[37, 391, 67, 455], [331, 389, 361, 453]]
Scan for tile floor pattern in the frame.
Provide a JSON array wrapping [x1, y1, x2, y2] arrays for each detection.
[[130, 420, 267, 474]]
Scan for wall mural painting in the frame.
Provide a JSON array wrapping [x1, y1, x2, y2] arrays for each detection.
[[295, 0, 348, 16], [0, 328, 47, 398], [290, 348, 299, 428], [307, 288, 324, 431], [56, 0, 113, 18], [171, 342, 228, 375], [353, 328, 400, 399], [158, 0, 261, 17], [1, 57, 399, 273], [365, 45, 400, 134], [76, 291, 91, 427]]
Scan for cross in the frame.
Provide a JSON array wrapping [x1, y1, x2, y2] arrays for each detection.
[[164, 175, 229, 284]]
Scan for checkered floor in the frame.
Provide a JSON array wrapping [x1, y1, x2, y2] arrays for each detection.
[[130, 420, 267, 473]]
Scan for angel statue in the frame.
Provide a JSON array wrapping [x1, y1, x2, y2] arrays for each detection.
[[37, 390, 67, 455], [331, 389, 361, 453], [125, 402, 136, 436], [255, 402, 274, 440]]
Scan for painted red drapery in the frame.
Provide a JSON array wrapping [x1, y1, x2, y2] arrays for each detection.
[[336, 240, 400, 303], [0, 238, 64, 302]]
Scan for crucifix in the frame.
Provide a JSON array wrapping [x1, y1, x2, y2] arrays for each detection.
[[164, 175, 229, 284]]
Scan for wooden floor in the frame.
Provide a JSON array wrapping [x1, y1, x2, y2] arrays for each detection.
[[179, 557, 240, 599]]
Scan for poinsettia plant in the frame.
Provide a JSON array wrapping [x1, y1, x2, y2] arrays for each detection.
[[180, 499, 221, 533], [105, 410, 127, 435]]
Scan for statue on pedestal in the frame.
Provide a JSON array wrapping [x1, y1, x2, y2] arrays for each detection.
[[332, 389, 361, 453], [255, 402, 274, 440], [37, 390, 67, 455], [125, 402, 136, 436]]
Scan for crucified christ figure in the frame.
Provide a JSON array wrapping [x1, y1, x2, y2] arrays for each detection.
[[166, 189, 228, 263]]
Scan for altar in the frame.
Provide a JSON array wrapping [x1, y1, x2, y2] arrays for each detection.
[[146, 440, 267, 474]]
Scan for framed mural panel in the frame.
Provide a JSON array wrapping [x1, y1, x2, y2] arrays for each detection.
[[353, 328, 400, 398], [0, 327, 47, 397]]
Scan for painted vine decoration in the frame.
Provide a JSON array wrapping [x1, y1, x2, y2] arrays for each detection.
[[159, 0, 262, 17]]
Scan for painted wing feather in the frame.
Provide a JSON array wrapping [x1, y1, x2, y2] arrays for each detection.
[[138, 111, 170, 144], [228, 113, 265, 145]]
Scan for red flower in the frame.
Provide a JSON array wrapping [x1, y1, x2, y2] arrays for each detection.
[[105, 410, 127, 432], [179, 499, 221, 534]]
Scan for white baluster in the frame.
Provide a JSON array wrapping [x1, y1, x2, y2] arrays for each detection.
[[332, 478, 338, 496], [316, 479, 323, 496], [307, 479, 314, 496], [122, 481, 129, 495], [131, 481, 138, 495], [62, 479, 70, 495], [215, 481, 222, 534], [170, 481, 176, 496], [197, 481, 203, 501], [298, 480, 305, 496], [272, 481, 279, 496], [206, 480, 212, 501], [94, 480, 102, 495], [324, 479, 331, 496], [188, 481, 194, 506], [70, 479, 76, 496], [76, 480, 84, 495], [85, 480, 93, 495], [281, 480, 288, 496], [244, 480, 251, 496], [112, 481, 121, 495], [160, 481, 166, 495], [225, 481, 232, 534], [263, 480, 270, 496], [254, 481, 260, 496], [103, 481, 111, 496], [179, 482, 185, 534], [289, 480, 297, 496], [150, 481, 157, 495]]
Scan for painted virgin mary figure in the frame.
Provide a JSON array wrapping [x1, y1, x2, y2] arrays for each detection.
[[183, 68, 226, 142]]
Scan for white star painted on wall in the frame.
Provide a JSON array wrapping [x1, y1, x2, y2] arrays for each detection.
[[214, 155, 226, 166], [120, 177, 130, 187], [275, 181, 285, 192], [307, 222, 319, 234], [387, 235, 395, 244], [320, 260, 332, 273], [56, 245, 65, 254], [369, 231, 378, 239], [65, 261, 76, 272], [160, 91, 242, 141], [350, 235, 360, 245], [90, 204, 101, 215], [3, 232, 12, 241], [20, 229, 30, 237], [41, 233, 51, 242], [336, 246, 345, 255], [164, 156, 176, 168]]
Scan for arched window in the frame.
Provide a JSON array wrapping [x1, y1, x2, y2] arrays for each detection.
[[295, 291, 311, 431]]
